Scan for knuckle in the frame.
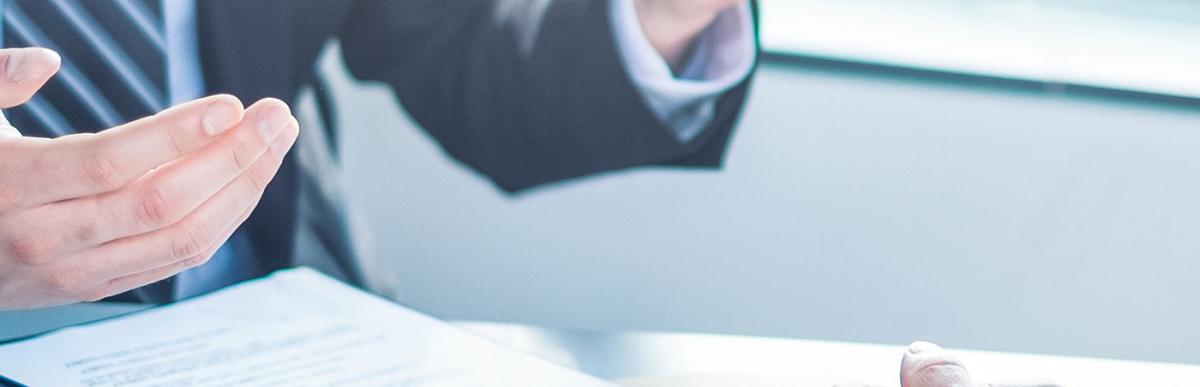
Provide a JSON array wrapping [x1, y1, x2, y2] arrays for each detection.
[[137, 186, 178, 228], [81, 148, 125, 191], [7, 235, 51, 265], [44, 268, 79, 293], [166, 129, 187, 156], [72, 218, 102, 245], [248, 170, 272, 192], [170, 221, 210, 260], [230, 141, 254, 170]]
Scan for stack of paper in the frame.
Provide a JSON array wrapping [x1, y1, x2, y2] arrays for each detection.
[[0, 268, 614, 387]]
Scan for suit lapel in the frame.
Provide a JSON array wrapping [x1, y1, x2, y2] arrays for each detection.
[[196, 0, 294, 100], [196, 0, 299, 277]]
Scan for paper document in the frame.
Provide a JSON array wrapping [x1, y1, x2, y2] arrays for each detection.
[[0, 268, 614, 387]]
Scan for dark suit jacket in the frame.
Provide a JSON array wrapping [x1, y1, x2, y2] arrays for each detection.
[[170, 0, 756, 295]]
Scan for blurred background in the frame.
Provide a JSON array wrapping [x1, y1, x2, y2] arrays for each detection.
[[323, 0, 1200, 365]]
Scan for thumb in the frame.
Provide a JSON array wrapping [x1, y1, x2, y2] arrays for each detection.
[[901, 342, 977, 387], [0, 47, 60, 108]]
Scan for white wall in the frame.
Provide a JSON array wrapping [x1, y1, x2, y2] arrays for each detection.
[[323, 48, 1200, 365]]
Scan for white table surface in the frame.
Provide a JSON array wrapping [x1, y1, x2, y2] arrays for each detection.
[[458, 322, 1200, 387], [3, 304, 1198, 386]]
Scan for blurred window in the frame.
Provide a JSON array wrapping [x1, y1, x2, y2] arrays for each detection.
[[760, 0, 1200, 98]]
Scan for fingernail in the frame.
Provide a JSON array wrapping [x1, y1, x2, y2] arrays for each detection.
[[908, 341, 941, 355], [256, 104, 290, 142], [6, 48, 60, 84], [202, 100, 241, 136]]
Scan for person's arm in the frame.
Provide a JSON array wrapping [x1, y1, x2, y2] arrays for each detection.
[[338, 0, 759, 193]]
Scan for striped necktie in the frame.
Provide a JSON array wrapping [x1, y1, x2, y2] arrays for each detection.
[[2, 0, 166, 137]]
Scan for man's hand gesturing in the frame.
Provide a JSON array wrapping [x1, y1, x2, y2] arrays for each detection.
[[0, 47, 300, 310]]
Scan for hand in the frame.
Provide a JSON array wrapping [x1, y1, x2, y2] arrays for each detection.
[[900, 342, 1060, 387], [0, 47, 300, 310], [634, 0, 744, 70]]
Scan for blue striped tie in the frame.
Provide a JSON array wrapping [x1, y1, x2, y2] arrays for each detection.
[[2, 0, 166, 137]]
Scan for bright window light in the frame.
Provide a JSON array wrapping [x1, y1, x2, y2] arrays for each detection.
[[759, 0, 1200, 99]]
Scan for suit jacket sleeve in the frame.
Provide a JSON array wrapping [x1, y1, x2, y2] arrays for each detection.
[[337, 0, 759, 193]]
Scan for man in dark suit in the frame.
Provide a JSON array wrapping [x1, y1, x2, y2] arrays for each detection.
[[0, 0, 758, 309], [0, 3, 1062, 385]]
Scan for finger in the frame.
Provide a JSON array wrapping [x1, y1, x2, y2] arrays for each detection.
[[1, 94, 245, 207], [901, 342, 977, 387], [72, 116, 298, 284], [95, 122, 297, 299], [93, 201, 255, 302], [7, 99, 289, 258], [0, 47, 60, 108], [0, 47, 60, 141], [91, 99, 292, 245], [33, 200, 249, 304]]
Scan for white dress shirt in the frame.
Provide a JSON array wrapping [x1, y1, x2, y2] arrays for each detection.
[[609, 0, 757, 141]]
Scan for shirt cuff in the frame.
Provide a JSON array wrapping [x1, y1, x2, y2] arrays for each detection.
[[609, 0, 756, 142]]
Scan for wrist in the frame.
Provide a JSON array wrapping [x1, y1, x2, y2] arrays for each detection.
[[633, 0, 723, 71]]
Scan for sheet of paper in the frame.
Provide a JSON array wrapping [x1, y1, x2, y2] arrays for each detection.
[[0, 268, 614, 387]]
